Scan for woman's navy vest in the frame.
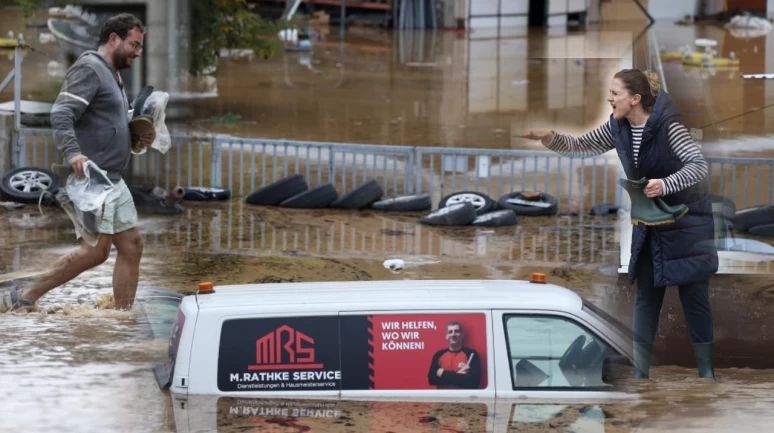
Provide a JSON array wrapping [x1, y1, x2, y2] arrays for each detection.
[[610, 91, 718, 287]]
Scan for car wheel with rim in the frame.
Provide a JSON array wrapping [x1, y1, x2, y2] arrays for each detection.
[[438, 191, 495, 215], [0, 167, 61, 204]]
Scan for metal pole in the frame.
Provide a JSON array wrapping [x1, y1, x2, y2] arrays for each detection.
[[14, 38, 22, 131], [340, 0, 346, 39], [631, 0, 655, 25], [429, 0, 437, 29], [0, 70, 13, 94]]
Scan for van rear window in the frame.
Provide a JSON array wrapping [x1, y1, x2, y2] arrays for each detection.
[[162, 309, 186, 388], [217, 313, 488, 392]]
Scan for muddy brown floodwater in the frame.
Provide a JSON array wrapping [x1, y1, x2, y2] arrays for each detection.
[[2, 201, 774, 433]]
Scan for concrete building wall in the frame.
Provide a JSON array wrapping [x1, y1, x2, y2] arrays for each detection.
[[648, 0, 697, 20], [81, 0, 189, 98], [468, 0, 589, 30]]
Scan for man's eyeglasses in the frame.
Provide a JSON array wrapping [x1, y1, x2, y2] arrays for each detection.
[[119, 36, 143, 52]]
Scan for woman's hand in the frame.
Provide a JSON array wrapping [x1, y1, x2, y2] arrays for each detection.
[[516, 131, 552, 141], [645, 179, 664, 197], [516, 131, 554, 145]]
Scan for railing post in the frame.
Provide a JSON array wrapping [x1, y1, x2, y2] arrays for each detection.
[[414, 148, 423, 194], [405, 149, 414, 194], [328, 146, 335, 190], [16, 129, 25, 168], [210, 135, 222, 188], [14, 39, 23, 132]]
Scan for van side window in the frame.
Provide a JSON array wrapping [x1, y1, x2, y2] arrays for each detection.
[[503, 315, 618, 389]]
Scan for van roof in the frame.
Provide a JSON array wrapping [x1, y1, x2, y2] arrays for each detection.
[[195, 280, 584, 312]]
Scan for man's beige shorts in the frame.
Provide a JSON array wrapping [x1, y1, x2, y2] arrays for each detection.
[[97, 179, 139, 235]]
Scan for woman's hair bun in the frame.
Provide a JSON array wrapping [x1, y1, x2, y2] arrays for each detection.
[[642, 70, 660, 97]]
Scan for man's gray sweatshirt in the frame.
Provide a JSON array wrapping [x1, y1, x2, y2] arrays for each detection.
[[51, 51, 131, 181]]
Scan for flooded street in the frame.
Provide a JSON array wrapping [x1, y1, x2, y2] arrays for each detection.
[[2, 202, 774, 432], [2, 5, 774, 433]]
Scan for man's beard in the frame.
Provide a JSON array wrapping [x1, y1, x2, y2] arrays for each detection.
[[113, 51, 132, 69]]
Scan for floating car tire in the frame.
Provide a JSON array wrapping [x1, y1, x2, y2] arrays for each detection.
[[749, 223, 774, 237], [280, 183, 339, 209], [438, 191, 495, 215], [497, 191, 558, 217], [0, 167, 61, 204], [419, 202, 477, 226], [471, 209, 518, 227], [371, 194, 432, 212], [245, 174, 308, 206], [706, 194, 735, 221], [330, 179, 384, 210], [183, 187, 231, 201], [732, 205, 774, 232]]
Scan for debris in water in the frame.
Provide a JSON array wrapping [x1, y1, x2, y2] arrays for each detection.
[[0, 201, 24, 210], [383, 259, 405, 273], [383, 256, 441, 274]]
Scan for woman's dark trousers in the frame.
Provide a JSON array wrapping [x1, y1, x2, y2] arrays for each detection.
[[632, 239, 715, 379]]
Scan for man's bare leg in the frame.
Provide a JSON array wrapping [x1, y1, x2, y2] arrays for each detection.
[[111, 227, 144, 310], [22, 235, 114, 304]]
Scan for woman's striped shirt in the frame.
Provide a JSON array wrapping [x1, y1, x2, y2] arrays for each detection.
[[546, 120, 707, 196]]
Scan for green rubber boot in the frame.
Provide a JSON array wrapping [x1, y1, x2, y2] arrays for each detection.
[[633, 342, 653, 379], [693, 342, 716, 380], [618, 178, 681, 226], [655, 197, 689, 220]]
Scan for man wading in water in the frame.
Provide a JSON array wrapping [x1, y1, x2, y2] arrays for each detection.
[[1, 14, 153, 313]]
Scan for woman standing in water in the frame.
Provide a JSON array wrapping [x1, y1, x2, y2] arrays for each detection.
[[519, 69, 718, 379]]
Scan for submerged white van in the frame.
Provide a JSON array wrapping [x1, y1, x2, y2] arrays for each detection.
[[155, 276, 637, 403]]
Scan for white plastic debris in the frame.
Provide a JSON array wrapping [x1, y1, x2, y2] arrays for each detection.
[[383, 259, 405, 273], [725, 15, 772, 39], [383, 256, 441, 274]]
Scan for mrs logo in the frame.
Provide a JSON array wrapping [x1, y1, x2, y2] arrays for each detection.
[[248, 325, 323, 370]]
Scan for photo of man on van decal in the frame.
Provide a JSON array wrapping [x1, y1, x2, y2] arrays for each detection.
[[427, 321, 482, 389]]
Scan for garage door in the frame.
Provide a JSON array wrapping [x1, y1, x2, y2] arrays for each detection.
[[469, 0, 529, 29], [469, 0, 587, 29]]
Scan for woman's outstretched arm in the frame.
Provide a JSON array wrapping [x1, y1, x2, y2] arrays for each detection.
[[543, 121, 616, 157]]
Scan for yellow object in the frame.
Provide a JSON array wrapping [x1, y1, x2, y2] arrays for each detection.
[[660, 50, 739, 69], [683, 64, 739, 72], [683, 55, 739, 67], [0, 38, 18, 48], [660, 52, 684, 61]]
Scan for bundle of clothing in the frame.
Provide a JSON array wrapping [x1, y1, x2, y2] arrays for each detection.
[[129, 86, 172, 155]]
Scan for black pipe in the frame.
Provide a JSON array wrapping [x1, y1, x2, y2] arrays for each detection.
[[631, 0, 655, 25]]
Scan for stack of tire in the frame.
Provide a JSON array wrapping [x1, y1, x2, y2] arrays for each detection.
[[244, 174, 432, 212], [419, 190, 558, 227], [0, 165, 233, 216], [242, 175, 561, 228], [731, 204, 774, 238]]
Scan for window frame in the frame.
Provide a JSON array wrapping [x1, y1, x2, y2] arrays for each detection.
[[498, 311, 625, 393]]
